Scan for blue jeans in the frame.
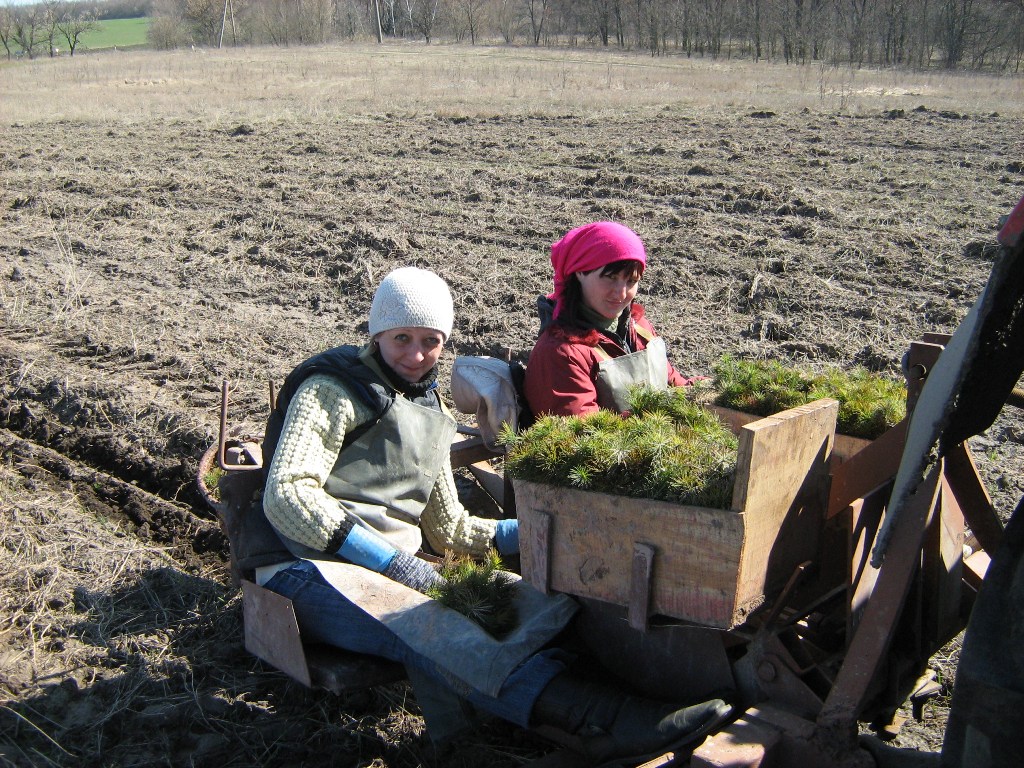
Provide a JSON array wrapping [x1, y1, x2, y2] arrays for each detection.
[[264, 560, 566, 730]]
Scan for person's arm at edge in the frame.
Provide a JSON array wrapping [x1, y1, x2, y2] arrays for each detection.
[[524, 334, 602, 417]]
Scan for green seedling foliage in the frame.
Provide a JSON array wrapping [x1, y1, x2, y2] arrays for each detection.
[[712, 355, 905, 439], [427, 550, 519, 639], [503, 386, 737, 509], [202, 465, 225, 501]]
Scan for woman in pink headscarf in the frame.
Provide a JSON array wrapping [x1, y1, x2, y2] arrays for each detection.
[[524, 221, 700, 417]]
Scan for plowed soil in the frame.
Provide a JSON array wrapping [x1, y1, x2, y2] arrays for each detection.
[[2, 45, 1023, 768]]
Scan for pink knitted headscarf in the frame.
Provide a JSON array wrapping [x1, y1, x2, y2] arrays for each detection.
[[549, 221, 647, 319]]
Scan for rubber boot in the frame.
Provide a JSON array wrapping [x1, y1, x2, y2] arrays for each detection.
[[531, 673, 732, 763]]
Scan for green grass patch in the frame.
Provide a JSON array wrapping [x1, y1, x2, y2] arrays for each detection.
[[503, 386, 738, 509], [79, 17, 152, 51], [712, 355, 906, 440]]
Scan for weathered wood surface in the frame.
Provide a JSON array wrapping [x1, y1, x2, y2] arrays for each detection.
[[242, 580, 405, 694], [516, 481, 746, 626], [709, 403, 868, 462], [731, 399, 837, 612], [516, 398, 838, 628], [242, 580, 313, 687]]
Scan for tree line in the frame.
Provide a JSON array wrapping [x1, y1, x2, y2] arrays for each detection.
[[3, 0, 1022, 70], [151, 0, 1024, 71], [1, 1, 98, 57]]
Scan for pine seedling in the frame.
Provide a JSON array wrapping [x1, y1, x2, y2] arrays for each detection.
[[428, 549, 519, 639], [713, 356, 905, 439], [505, 385, 738, 509]]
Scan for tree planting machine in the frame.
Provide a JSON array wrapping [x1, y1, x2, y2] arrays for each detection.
[[200, 194, 1024, 768]]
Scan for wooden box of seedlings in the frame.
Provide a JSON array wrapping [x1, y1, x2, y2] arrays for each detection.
[[707, 356, 907, 462], [509, 391, 841, 630]]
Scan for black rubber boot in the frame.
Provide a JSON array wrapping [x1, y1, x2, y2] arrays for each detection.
[[531, 673, 732, 763]]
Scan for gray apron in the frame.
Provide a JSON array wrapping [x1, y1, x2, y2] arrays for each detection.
[[309, 561, 577, 698], [281, 395, 457, 559], [595, 335, 670, 412], [279, 396, 577, 727], [323, 395, 456, 553]]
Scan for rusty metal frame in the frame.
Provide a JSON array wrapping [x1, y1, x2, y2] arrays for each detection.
[[216, 379, 264, 472]]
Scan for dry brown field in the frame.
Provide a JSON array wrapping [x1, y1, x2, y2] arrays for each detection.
[[1, 43, 1023, 767]]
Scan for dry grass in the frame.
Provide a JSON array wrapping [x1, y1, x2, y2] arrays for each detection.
[[0, 457, 225, 760], [2, 43, 1022, 125], [1, 39, 1021, 766]]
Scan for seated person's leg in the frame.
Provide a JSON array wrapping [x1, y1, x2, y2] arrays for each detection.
[[266, 560, 731, 762]]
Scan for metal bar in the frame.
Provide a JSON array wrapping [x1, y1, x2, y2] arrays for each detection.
[[944, 442, 1003, 555], [817, 463, 942, 739], [758, 561, 812, 631], [217, 379, 230, 470]]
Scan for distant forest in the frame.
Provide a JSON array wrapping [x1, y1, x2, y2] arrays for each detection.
[[4, 0, 1023, 71]]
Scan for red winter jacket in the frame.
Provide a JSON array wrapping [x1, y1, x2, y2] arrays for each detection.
[[524, 304, 691, 417]]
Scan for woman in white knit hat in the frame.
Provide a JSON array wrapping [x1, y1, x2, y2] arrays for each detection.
[[256, 267, 729, 761]]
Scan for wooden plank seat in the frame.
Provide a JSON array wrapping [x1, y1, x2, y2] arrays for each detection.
[[214, 428, 505, 694]]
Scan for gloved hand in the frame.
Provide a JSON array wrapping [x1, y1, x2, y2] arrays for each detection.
[[338, 525, 444, 595], [381, 550, 446, 594]]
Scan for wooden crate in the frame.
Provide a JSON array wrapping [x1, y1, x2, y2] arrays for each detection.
[[708, 403, 871, 462], [515, 398, 839, 629]]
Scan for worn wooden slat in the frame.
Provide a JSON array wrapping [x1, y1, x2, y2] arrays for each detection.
[[708, 404, 869, 462], [242, 580, 312, 688], [828, 419, 907, 518], [628, 543, 655, 631], [450, 433, 500, 468], [922, 475, 965, 646], [468, 460, 505, 506], [848, 486, 889, 639], [521, 510, 553, 594], [732, 399, 837, 612], [516, 480, 745, 627]]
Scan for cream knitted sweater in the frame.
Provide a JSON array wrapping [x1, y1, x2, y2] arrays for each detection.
[[263, 373, 498, 557]]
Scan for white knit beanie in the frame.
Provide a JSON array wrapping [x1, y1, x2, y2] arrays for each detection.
[[368, 267, 454, 340]]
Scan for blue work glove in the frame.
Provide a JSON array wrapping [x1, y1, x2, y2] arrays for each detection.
[[494, 518, 520, 556], [339, 526, 444, 595]]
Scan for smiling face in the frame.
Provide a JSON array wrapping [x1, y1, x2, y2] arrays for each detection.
[[375, 326, 445, 383], [575, 263, 642, 320]]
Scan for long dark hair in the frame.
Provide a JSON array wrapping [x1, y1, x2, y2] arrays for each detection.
[[557, 259, 644, 330]]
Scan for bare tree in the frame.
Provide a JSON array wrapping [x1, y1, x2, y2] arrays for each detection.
[[836, 0, 873, 66], [11, 4, 47, 59], [939, 0, 975, 66], [51, 1, 98, 55], [457, 0, 488, 42], [743, 0, 764, 59], [590, 0, 614, 43], [524, 0, 547, 43], [408, 0, 441, 41], [496, 0, 520, 41], [880, 0, 909, 64], [183, 0, 225, 44], [0, 6, 14, 59]]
